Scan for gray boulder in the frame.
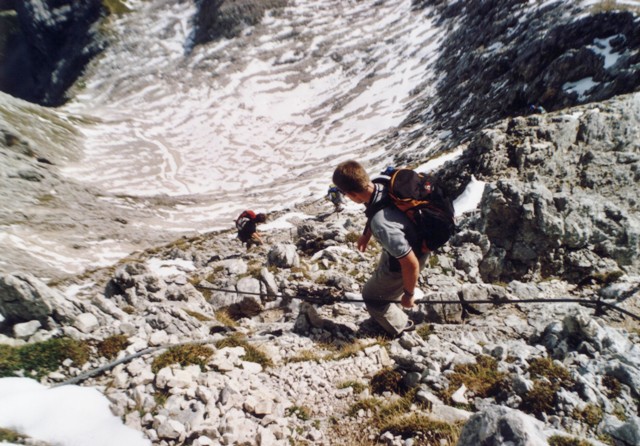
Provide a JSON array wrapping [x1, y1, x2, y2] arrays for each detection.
[[602, 415, 640, 446], [267, 244, 300, 268], [0, 272, 78, 326], [456, 405, 547, 446]]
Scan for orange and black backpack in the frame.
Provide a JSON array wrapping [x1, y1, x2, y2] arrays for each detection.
[[365, 168, 456, 253]]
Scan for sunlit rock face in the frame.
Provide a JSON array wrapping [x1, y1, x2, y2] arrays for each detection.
[[436, 93, 640, 284], [409, 0, 640, 145]]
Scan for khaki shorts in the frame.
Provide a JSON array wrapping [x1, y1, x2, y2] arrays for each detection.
[[362, 250, 428, 335]]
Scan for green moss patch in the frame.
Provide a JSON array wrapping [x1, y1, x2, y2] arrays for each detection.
[[0, 338, 90, 379]]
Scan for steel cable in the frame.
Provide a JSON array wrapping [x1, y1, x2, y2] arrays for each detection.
[[194, 284, 640, 321]]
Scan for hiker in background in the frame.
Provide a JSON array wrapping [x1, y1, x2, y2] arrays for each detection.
[[326, 185, 345, 213], [332, 160, 430, 337], [529, 104, 546, 114], [235, 210, 267, 250]]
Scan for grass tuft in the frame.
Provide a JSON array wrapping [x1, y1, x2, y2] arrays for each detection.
[[214, 308, 238, 327], [151, 344, 213, 374], [590, 0, 640, 14], [371, 368, 404, 395], [380, 413, 462, 444], [286, 340, 385, 364], [573, 404, 603, 427], [337, 380, 368, 394], [521, 380, 556, 416], [416, 324, 434, 339], [102, 0, 131, 15], [347, 388, 457, 443], [548, 435, 595, 446], [215, 334, 273, 368], [286, 405, 311, 421], [345, 232, 360, 244], [184, 309, 212, 322], [288, 349, 322, 363], [602, 374, 622, 398], [439, 355, 507, 404], [0, 427, 25, 443], [528, 357, 574, 387], [521, 357, 576, 418], [96, 334, 129, 359]]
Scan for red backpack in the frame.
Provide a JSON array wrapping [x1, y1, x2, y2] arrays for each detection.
[[235, 210, 256, 230]]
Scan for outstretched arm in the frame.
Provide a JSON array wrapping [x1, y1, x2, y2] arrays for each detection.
[[357, 228, 372, 252], [252, 232, 263, 244]]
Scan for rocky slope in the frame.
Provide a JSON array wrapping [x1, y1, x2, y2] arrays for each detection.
[[1, 95, 639, 446], [405, 0, 640, 147], [0, 1, 639, 445]]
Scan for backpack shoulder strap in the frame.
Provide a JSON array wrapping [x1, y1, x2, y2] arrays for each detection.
[[364, 180, 392, 221]]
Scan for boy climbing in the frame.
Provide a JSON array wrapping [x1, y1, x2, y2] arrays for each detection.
[[332, 160, 431, 337], [235, 210, 267, 250]]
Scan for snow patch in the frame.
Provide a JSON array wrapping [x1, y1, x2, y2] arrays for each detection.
[[0, 378, 151, 446], [146, 258, 195, 278], [563, 77, 599, 100], [453, 175, 486, 217]]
